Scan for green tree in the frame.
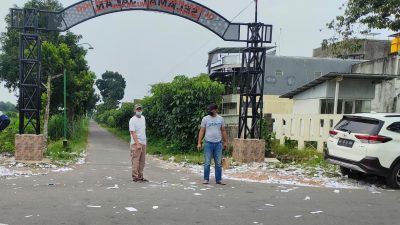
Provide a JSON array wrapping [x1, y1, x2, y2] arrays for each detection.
[[95, 71, 126, 110], [0, 0, 98, 120], [0, 101, 16, 112], [323, 0, 400, 56], [0, 0, 62, 90], [141, 74, 224, 151]]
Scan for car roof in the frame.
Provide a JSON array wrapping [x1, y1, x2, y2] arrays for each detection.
[[344, 113, 400, 122]]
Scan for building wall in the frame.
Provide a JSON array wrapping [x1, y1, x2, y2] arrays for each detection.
[[326, 79, 375, 99], [272, 114, 343, 151], [264, 56, 361, 96], [264, 95, 293, 114], [293, 99, 320, 114], [351, 55, 400, 112], [222, 94, 293, 116], [293, 82, 328, 100], [313, 39, 391, 60]]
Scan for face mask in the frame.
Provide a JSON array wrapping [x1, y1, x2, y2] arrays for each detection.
[[208, 111, 216, 116], [136, 111, 142, 117]]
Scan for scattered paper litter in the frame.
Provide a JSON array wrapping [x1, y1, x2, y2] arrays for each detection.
[[87, 189, 93, 192], [193, 193, 202, 196], [125, 207, 138, 212], [0, 167, 14, 176], [152, 206, 159, 209], [334, 189, 340, 193], [304, 196, 311, 200], [87, 205, 102, 208], [265, 204, 275, 207], [106, 176, 113, 180], [294, 215, 303, 218], [310, 210, 324, 214], [0, 223, 9, 225], [106, 184, 119, 189], [25, 215, 33, 218], [51, 167, 73, 173]]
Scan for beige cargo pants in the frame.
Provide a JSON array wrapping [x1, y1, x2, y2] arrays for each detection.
[[130, 144, 146, 180]]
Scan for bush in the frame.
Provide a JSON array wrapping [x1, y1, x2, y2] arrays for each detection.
[[95, 74, 225, 153], [142, 74, 224, 152], [0, 113, 18, 153]]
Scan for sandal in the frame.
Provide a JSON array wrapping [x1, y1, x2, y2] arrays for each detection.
[[216, 181, 226, 185]]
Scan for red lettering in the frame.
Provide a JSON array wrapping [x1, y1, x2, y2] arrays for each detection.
[[76, 2, 92, 13]]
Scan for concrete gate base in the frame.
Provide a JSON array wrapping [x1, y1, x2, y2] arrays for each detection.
[[15, 134, 44, 161], [232, 138, 265, 163]]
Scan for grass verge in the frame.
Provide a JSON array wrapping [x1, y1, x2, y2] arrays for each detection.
[[47, 118, 89, 162]]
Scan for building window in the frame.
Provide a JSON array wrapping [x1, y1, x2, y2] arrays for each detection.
[[320, 99, 371, 114], [320, 99, 334, 114], [355, 100, 371, 113], [344, 100, 354, 114], [275, 70, 283, 76]]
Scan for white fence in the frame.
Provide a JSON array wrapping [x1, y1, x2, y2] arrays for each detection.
[[272, 114, 343, 151]]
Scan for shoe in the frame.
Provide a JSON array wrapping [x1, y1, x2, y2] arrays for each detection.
[[139, 178, 149, 183], [202, 180, 209, 184], [216, 181, 226, 185], [132, 178, 139, 182]]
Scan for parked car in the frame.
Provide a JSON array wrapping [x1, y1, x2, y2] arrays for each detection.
[[324, 113, 400, 188]]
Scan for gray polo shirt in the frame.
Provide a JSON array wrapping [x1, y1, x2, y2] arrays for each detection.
[[201, 115, 225, 143]]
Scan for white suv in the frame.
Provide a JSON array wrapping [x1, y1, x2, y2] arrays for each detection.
[[325, 113, 400, 188]]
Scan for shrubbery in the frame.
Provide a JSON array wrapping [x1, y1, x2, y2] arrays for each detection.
[[96, 74, 224, 152]]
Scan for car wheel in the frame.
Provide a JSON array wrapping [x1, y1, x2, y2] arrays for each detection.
[[340, 166, 350, 176], [386, 163, 400, 189], [340, 166, 365, 179]]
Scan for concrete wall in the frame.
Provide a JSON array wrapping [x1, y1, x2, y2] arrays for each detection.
[[352, 55, 400, 112], [264, 95, 293, 114], [352, 55, 399, 74], [313, 39, 391, 61], [222, 94, 293, 116], [326, 79, 375, 99], [293, 99, 320, 114], [293, 82, 328, 100], [272, 114, 343, 151]]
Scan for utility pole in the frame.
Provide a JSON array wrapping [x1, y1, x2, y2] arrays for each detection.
[[255, 0, 258, 23], [63, 68, 68, 149]]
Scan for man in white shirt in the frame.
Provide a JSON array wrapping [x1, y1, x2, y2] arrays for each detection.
[[129, 104, 148, 182]]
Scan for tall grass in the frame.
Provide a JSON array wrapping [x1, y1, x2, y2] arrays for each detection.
[[47, 117, 89, 161]]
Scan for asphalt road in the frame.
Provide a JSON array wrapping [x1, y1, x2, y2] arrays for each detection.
[[0, 122, 399, 225]]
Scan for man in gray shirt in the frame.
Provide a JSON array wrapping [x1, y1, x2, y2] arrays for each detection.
[[197, 103, 228, 185]]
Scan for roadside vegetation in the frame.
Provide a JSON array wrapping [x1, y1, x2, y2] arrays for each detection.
[[0, 112, 90, 163], [95, 74, 333, 174]]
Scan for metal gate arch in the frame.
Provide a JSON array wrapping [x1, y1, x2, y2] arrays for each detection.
[[10, 0, 272, 139]]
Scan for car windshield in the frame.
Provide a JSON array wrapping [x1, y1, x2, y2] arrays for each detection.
[[335, 116, 382, 135]]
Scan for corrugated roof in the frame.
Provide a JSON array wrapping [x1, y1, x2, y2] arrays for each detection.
[[280, 72, 399, 99]]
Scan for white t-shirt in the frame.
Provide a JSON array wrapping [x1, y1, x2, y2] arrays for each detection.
[[129, 115, 147, 145]]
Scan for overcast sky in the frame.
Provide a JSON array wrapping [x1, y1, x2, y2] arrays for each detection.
[[0, 0, 392, 104]]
